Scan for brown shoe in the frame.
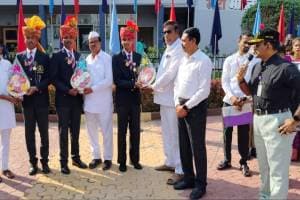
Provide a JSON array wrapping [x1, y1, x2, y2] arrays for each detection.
[[154, 164, 175, 172], [3, 170, 15, 179], [166, 174, 184, 185]]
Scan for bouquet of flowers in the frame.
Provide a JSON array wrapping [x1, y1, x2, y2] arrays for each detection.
[[70, 58, 91, 94], [7, 58, 30, 97], [137, 53, 156, 87]]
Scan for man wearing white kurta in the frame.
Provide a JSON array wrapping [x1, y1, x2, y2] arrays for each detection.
[[145, 21, 183, 185], [84, 31, 113, 170], [0, 58, 17, 181]]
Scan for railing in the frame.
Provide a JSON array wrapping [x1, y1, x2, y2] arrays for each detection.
[[210, 56, 226, 79]]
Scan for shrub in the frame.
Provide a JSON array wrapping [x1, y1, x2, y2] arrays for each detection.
[[208, 79, 224, 108]]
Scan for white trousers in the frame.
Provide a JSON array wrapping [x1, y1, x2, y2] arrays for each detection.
[[0, 129, 11, 170], [85, 111, 113, 160], [160, 105, 183, 174]]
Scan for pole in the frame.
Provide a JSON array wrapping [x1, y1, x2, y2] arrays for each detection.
[[213, 35, 217, 79], [187, 7, 190, 28], [50, 16, 54, 50], [156, 8, 159, 58]]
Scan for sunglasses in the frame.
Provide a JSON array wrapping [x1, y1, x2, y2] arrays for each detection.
[[163, 30, 173, 34]]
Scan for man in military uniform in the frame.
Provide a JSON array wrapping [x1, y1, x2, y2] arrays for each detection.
[[50, 16, 87, 174], [112, 21, 142, 172], [17, 16, 50, 175], [237, 29, 300, 199]]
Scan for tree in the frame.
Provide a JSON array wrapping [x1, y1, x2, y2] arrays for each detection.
[[241, 0, 300, 35]]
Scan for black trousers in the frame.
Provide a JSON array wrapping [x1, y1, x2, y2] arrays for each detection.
[[23, 106, 49, 165], [56, 106, 82, 166], [117, 105, 140, 165], [222, 103, 249, 165], [178, 99, 208, 189]]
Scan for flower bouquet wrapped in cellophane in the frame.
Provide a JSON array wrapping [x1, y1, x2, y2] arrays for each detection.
[[70, 58, 91, 94], [7, 57, 30, 97], [137, 53, 156, 87]]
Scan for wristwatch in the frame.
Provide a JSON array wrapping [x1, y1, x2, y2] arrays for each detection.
[[293, 115, 300, 122], [183, 105, 189, 112]]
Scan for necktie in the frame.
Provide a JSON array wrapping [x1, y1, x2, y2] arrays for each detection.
[[28, 51, 33, 63], [127, 53, 131, 61], [68, 51, 75, 69]]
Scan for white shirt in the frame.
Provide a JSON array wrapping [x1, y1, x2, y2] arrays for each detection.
[[84, 50, 113, 114], [174, 49, 213, 109], [221, 52, 260, 105], [0, 58, 16, 129], [152, 38, 183, 107], [26, 47, 37, 60]]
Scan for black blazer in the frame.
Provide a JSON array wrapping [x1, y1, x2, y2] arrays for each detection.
[[112, 51, 142, 107], [50, 49, 83, 107], [17, 50, 50, 108]]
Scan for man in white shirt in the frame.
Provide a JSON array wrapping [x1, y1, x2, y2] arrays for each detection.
[[217, 32, 258, 177], [173, 27, 212, 200], [144, 20, 183, 185], [84, 31, 113, 170]]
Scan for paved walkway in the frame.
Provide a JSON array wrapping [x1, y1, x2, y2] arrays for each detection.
[[0, 116, 299, 199]]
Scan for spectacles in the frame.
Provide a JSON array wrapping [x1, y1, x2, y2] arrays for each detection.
[[163, 30, 173, 35]]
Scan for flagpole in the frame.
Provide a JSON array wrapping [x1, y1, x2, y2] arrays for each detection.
[[50, 16, 54, 52], [187, 7, 190, 28], [213, 35, 217, 79], [156, 8, 159, 58]]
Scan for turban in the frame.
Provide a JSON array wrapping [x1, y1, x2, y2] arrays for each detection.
[[22, 15, 46, 39], [120, 20, 139, 40], [60, 16, 78, 39]]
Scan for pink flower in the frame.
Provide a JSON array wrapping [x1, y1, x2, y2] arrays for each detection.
[[12, 64, 21, 74], [259, 23, 265, 31]]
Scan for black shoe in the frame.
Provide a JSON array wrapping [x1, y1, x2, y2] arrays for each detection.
[[119, 164, 127, 172], [61, 165, 70, 174], [133, 163, 142, 170], [173, 180, 195, 190], [216, 160, 232, 170], [29, 164, 38, 176], [88, 159, 102, 169], [41, 163, 51, 174], [190, 187, 206, 199], [240, 164, 251, 177], [102, 160, 112, 171], [72, 159, 88, 169]]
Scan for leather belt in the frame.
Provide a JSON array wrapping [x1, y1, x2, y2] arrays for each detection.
[[254, 108, 289, 116]]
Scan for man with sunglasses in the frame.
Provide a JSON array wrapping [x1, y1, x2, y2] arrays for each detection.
[[143, 20, 184, 185], [237, 28, 300, 199]]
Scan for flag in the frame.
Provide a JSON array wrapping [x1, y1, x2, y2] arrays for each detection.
[[133, 0, 138, 14], [277, 4, 285, 44], [155, 0, 161, 14], [169, 0, 176, 22], [210, 0, 222, 55], [288, 4, 295, 36], [74, 0, 80, 16], [60, 0, 66, 48], [17, 0, 20, 8], [222, 103, 253, 128], [252, 2, 261, 36], [49, 0, 54, 17], [211, 0, 217, 9], [241, 0, 247, 10], [187, 0, 193, 9], [39, 5, 48, 49], [17, 0, 26, 52], [99, 2, 106, 50], [109, 0, 120, 54], [102, 0, 109, 14]]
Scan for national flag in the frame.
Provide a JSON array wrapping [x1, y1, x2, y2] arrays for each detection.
[[241, 0, 247, 10], [17, 0, 26, 52], [109, 0, 120, 54], [49, 0, 54, 17], [210, 0, 222, 55], [187, 0, 193, 9], [102, 0, 109, 14], [277, 4, 285, 44], [169, 0, 176, 22], [74, 0, 80, 16], [288, 4, 295, 36], [99, 2, 106, 50], [155, 0, 161, 14], [211, 0, 217, 9], [133, 0, 138, 14], [252, 2, 261, 36]]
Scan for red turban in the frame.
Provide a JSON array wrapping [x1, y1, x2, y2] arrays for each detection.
[[60, 16, 78, 39], [120, 20, 139, 40]]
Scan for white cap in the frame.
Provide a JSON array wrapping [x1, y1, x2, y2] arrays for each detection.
[[88, 31, 100, 40]]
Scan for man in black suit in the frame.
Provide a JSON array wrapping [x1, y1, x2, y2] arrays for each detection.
[[50, 16, 87, 174], [18, 16, 50, 175], [112, 21, 142, 172]]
